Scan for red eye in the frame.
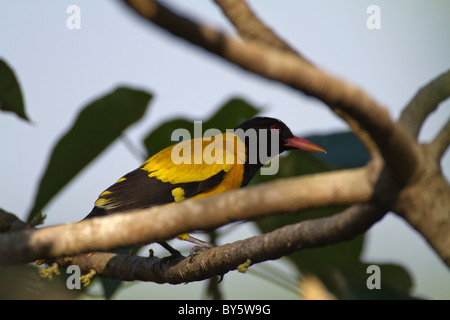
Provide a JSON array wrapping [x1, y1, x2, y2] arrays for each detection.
[[270, 125, 280, 134]]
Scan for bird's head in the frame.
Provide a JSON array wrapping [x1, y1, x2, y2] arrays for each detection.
[[235, 117, 326, 159]]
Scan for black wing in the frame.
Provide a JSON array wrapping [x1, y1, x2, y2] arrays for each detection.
[[84, 168, 226, 219]]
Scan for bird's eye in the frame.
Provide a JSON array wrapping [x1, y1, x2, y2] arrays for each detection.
[[270, 125, 280, 134]]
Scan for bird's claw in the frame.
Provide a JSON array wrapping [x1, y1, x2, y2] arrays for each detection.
[[189, 243, 215, 261]]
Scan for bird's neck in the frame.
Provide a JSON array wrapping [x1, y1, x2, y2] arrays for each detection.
[[241, 162, 264, 187], [241, 141, 268, 186], [238, 133, 281, 187]]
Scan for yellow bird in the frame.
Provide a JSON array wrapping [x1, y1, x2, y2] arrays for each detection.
[[84, 117, 325, 255]]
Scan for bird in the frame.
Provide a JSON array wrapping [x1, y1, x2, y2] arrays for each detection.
[[85, 117, 326, 255]]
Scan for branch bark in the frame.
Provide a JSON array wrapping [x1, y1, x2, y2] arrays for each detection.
[[393, 162, 450, 266], [429, 118, 450, 160], [399, 69, 450, 139], [212, 0, 380, 159], [0, 167, 371, 265], [122, 0, 421, 186], [119, 0, 450, 267], [213, 0, 303, 58], [57, 204, 385, 284], [2, 0, 448, 287]]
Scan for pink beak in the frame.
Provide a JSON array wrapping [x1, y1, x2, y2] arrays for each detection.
[[285, 136, 326, 153]]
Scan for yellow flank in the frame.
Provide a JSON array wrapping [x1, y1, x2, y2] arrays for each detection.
[[192, 160, 244, 199], [115, 177, 127, 183], [141, 133, 246, 184], [171, 187, 185, 202]]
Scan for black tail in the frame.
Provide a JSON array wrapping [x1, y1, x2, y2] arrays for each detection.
[[83, 206, 108, 220]]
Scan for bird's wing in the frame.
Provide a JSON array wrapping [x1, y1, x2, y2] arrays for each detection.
[[142, 132, 246, 184], [89, 133, 246, 216]]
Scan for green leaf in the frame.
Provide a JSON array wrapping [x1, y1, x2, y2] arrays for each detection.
[[27, 87, 152, 223], [305, 131, 371, 169], [99, 277, 122, 300], [344, 263, 417, 299], [0, 59, 29, 121], [143, 97, 260, 157]]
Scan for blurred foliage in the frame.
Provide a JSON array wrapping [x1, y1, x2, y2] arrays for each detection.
[[0, 58, 29, 121], [0, 265, 80, 300], [27, 87, 152, 223]]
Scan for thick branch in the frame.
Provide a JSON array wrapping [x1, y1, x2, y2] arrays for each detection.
[[56, 203, 385, 284], [429, 119, 450, 160], [213, 0, 303, 58], [393, 165, 450, 267], [214, 0, 379, 159], [399, 69, 450, 139], [0, 168, 371, 265], [122, 0, 421, 185]]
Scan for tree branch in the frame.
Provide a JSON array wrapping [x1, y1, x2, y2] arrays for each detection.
[[122, 0, 421, 185], [429, 117, 450, 160], [55, 203, 384, 284], [119, 0, 450, 268], [399, 69, 450, 139], [2, 0, 445, 287], [0, 168, 371, 265], [393, 166, 450, 267], [213, 0, 304, 58], [212, 0, 380, 159]]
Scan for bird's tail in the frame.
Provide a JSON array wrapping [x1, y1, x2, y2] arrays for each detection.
[[35, 259, 46, 266]]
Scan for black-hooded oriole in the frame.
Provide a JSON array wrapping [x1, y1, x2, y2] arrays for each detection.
[[82, 117, 325, 254]]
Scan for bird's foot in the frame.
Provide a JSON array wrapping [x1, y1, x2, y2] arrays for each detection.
[[189, 241, 215, 261]]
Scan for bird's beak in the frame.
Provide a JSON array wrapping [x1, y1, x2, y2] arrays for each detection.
[[284, 136, 326, 153]]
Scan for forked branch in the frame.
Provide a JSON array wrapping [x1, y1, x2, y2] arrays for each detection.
[[122, 0, 421, 185]]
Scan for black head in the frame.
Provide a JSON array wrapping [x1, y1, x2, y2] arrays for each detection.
[[234, 117, 325, 186], [235, 117, 325, 157]]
